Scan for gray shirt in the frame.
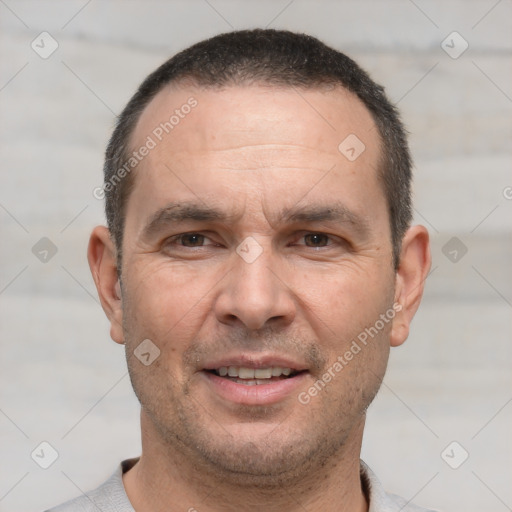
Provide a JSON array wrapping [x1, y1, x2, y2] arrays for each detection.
[[46, 459, 437, 512]]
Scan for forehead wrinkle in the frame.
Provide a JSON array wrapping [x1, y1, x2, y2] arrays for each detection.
[[168, 145, 337, 174], [194, 143, 335, 156]]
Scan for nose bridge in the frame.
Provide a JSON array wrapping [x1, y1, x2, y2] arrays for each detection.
[[214, 237, 295, 330], [236, 239, 275, 297]]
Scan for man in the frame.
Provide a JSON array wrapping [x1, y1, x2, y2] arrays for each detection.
[[49, 29, 433, 511]]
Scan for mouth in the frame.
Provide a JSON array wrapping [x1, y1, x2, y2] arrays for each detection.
[[205, 366, 304, 386], [200, 357, 309, 406]]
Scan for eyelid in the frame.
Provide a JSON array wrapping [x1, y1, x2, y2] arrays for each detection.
[[292, 231, 342, 245], [165, 232, 217, 247]]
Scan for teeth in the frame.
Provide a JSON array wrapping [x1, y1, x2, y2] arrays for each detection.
[[215, 366, 295, 379], [238, 367, 255, 379], [230, 378, 287, 386], [254, 368, 272, 379]]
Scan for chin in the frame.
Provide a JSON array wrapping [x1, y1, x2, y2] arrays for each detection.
[[177, 419, 351, 488], [198, 442, 313, 486]]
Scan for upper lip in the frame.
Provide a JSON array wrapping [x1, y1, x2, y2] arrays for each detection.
[[202, 353, 309, 371]]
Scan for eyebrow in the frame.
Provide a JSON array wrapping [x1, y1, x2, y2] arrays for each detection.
[[141, 202, 227, 239], [140, 200, 370, 240], [282, 204, 369, 234]]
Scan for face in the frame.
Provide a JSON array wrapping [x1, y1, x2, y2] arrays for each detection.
[[97, 84, 406, 482]]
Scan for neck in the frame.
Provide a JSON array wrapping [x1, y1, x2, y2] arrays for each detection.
[[123, 413, 368, 512]]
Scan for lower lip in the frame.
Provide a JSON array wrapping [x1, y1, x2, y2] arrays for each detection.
[[200, 371, 309, 406]]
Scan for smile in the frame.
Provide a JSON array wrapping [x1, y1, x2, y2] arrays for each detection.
[[208, 365, 300, 385], [200, 358, 309, 405]]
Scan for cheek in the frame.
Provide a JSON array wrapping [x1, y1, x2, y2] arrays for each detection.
[[122, 261, 213, 347], [121, 271, 198, 397], [297, 264, 392, 341]]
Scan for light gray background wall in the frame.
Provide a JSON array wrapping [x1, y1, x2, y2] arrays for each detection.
[[0, 1, 511, 511]]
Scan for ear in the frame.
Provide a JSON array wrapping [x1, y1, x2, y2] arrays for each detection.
[[390, 225, 431, 347], [87, 226, 124, 344]]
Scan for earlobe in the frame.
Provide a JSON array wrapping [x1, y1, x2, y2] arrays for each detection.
[[87, 226, 125, 344], [390, 225, 431, 347]]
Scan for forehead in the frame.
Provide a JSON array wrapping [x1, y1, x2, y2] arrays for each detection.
[[125, 83, 385, 233], [133, 83, 380, 163]]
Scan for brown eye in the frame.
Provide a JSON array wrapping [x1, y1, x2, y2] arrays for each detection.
[[304, 233, 330, 247], [180, 233, 206, 246]]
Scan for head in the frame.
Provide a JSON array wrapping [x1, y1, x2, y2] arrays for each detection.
[[88, 29, 430, 485]]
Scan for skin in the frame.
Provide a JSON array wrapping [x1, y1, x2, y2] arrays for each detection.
[[88, 84, 431, 512]]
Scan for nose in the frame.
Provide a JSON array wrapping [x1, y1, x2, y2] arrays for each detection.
[[213, 242, 296, 331]]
